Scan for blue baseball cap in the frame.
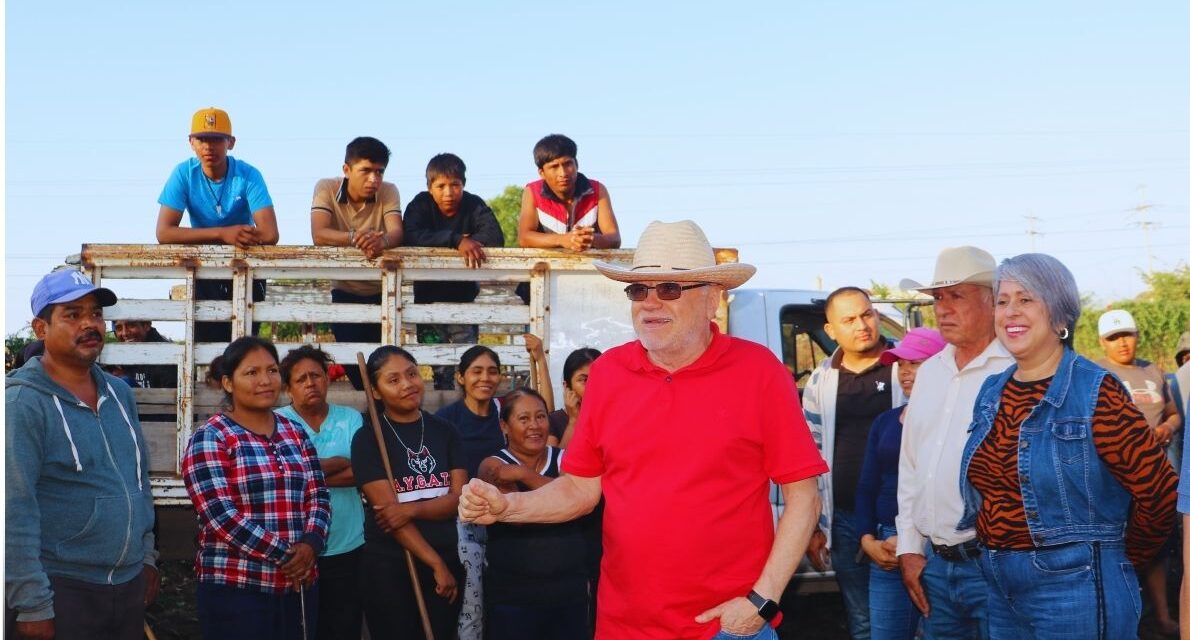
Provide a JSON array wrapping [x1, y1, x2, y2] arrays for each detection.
[[30, 269, 117, 317]]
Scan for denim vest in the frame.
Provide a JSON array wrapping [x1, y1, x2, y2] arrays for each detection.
[[958, 348, 1132, 547]]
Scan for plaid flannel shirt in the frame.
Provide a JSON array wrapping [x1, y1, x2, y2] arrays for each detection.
[[183, 412, 330, 593]]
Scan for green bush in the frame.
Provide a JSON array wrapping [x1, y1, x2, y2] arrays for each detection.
[[1075, 267, 1190, 372]]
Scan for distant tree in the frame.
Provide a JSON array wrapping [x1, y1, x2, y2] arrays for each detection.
[[487, 185, 523, 247], [1074, 266, 1190, 371], [5, 326, 37, 372], [1137, 266, 1190, 303], [869, 281, 936, 330]]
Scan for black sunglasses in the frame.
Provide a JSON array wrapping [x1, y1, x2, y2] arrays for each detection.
[[624, 282, 709, 301]]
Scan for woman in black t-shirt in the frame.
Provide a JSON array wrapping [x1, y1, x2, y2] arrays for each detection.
[[351, 346, 467, 640], [435, 344, 506, 639], [479, 388, 589, 640]]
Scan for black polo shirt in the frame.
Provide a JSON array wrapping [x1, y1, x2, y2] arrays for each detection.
[[831, 348, 893, 512]]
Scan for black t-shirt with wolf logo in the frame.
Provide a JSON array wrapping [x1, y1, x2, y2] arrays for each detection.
[[352, 411, 465, 555]]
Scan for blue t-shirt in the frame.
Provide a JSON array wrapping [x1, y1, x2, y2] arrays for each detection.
[[158, 156, 273, 228], [275, 404, 365, 557]]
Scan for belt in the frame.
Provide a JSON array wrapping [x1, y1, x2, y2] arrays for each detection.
[[930, 540, 982, 562]]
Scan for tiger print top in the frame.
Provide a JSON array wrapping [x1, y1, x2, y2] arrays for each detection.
[[967, 374, 1177, 567]]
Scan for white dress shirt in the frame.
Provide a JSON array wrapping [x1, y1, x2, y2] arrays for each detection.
[[895, 339, 1013, 555]]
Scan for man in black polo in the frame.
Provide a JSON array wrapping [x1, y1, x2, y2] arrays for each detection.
[[800, 287, 904, 640]]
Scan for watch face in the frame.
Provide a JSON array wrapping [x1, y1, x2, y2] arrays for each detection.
[[748, 591, 779, 621], [758, 599, 779, 621]]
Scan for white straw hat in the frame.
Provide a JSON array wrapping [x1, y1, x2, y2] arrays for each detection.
[[900, 246, 996, 292], [593, 220, 756, 289]]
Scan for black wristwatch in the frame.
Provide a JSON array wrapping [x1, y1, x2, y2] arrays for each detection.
[[746, 590, 779, 621]]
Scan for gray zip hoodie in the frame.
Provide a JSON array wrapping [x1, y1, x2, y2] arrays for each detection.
[[5, 357, 157, 622]]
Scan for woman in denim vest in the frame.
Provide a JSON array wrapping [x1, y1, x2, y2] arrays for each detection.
[[958, 253, 1177, 639]]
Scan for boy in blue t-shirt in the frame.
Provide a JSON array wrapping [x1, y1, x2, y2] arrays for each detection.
[[156, 107, 277, 341], [157, 107, 278, 246]]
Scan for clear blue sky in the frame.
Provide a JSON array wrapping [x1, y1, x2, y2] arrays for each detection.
[[6, 1, 1188, 334]]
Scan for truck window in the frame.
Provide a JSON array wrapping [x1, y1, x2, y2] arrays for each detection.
[[779, 307, 836, 389]]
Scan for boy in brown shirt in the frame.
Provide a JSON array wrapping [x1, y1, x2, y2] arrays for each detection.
[[311, 136, 403, 388]]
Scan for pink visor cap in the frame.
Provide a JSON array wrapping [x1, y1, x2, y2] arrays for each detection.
[[880, 327, 946, 365]]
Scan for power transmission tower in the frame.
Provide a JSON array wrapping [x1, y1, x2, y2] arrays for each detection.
[[1131, 185, 1157, 274], [1024, 213, 1042, 252]]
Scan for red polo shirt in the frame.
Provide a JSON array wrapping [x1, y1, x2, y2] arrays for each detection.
[[563, 325, 827, 639]]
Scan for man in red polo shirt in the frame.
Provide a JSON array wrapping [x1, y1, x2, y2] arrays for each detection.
[[460, 220, 826, 640]]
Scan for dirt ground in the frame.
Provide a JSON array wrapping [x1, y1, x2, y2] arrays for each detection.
[[147, 559, 1182, 640], [145, 561, 201, 640]]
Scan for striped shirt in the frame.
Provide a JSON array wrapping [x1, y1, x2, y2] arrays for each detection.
[[967, 375, 1177, 566], [183, 412, 330, 592], [526, 173, 602, 235]]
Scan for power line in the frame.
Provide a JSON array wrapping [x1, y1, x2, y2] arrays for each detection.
[[8, 128, 1190, 146], [9, 158, 1190, 187], [729, 224, 1190, 248], [750, 240, 1187, 268]]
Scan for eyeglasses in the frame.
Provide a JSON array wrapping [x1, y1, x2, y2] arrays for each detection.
[[623, 282, 709, 301]]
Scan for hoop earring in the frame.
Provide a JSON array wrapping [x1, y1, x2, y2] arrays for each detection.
[[1057, 327, 1070, 340]]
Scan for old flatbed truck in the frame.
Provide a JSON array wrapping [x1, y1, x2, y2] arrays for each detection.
[[76, 242, 905, 594]]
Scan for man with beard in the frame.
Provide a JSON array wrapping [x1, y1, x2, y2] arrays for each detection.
[[6, 269, 157, 640], [801, 287, 904, 640], [461, 221, 826, 639]]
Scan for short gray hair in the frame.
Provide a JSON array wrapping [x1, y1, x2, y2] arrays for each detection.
[[994, 253, 1080, 347]]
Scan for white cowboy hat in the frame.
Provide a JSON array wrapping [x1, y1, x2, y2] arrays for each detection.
[[900, 246, 996, 292], [593, 220, 756, 289]]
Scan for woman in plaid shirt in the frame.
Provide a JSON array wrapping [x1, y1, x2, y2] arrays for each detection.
[[183, 337, 330, 640]]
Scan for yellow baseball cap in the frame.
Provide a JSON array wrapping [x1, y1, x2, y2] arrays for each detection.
[[190, 107, 233, 138]]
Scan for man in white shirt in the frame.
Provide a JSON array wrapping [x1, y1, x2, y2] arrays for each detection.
[[895, 247, 1012, 640]]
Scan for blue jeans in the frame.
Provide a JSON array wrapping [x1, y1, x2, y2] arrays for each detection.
[[979, 541, 1139, 640], [920, 544, 988, 640], [869, 525, 921, 640], [832, 509, 871, 640], [711, 624, 779, 640]]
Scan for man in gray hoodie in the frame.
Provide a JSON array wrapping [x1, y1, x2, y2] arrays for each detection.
[[6, 268, 157, 640]]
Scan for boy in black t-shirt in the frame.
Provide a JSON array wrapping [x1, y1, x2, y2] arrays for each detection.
[[403, 153, 505, 304], [403, 154, 504, 388]]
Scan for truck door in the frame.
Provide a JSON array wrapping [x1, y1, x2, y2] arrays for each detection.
[[778, 305, 836, 391]]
